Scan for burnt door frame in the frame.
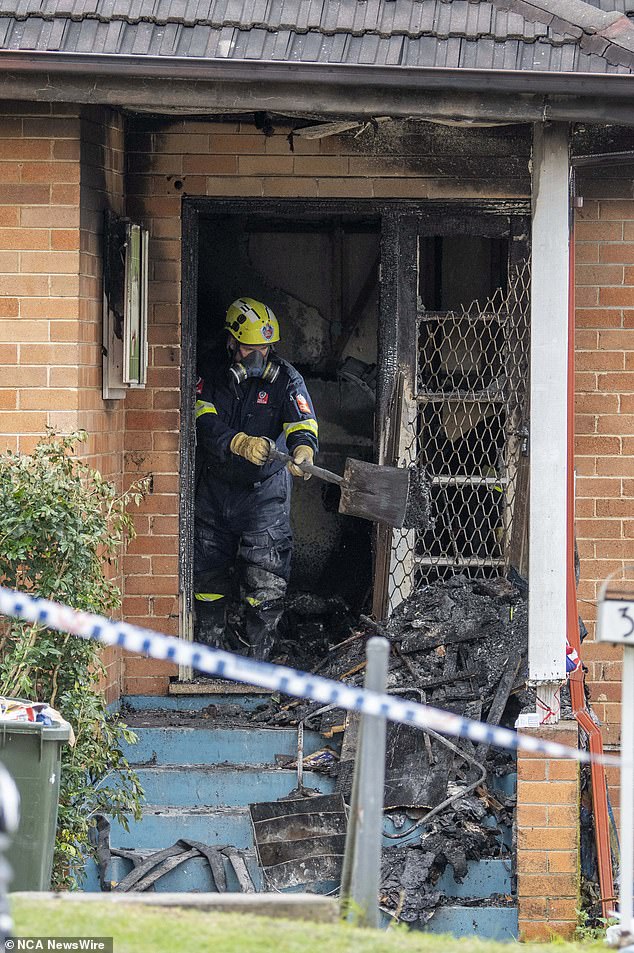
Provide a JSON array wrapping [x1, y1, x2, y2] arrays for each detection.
[[179, 198, 530, 652]]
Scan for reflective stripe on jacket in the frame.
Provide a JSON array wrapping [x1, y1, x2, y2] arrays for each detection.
[[195, 346, 318, 487]]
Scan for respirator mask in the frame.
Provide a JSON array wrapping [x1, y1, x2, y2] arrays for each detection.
[[229, 348, 281, 387]]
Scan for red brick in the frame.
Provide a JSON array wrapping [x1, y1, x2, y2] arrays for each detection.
[[575, 242, 599, 263], [588, 681, 622, 702], [124, 575, 178, 595], [150, 516, 179, 535], [576, 350, 624, 371], [599, 242, 634, 263], [599, 200, 634, 221], [128, 535, 179, 555], [518, 828, 578, 851], [576, 221, 623, 241], [21, 161, 79, 184], [597, 414, 634, 434], [599, 287, 634, 307], [516, 781, 578, 805], [599, 329, 634, 351], [0, 184, 50, 205], [123, 676, 169, 696], [576, 263, 624, 285], [152, 556, 179, 575], [517, 760, 546, 781], [124, 656, 178, 677], [517, 852, 548, 873], [548, 760, 579, 781], [547, 851, 578, 873], [519, 921, 576, 941], [0, 297, 18, 317], [597, 372, 634, 392], [548, 898, 580, 921], [575, 436, 621, 455], [518, 873, 578, 897], [517, 898, 547, 920], [576, 308, 622, 328]]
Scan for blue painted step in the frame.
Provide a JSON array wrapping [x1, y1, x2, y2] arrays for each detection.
[[83, 849, 263, 893], [109, 806, 254, 850], [123, 726, 324, 767], [489, 772, 517, 797], [437, 858, 511, 899], [102, 694, 517, 939], [131, 765, 335, 807], [122, 693, 269, 713], [425, 905, 518, 941]]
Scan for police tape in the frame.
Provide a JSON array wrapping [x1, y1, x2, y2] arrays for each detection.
[[0, 585, 619, 766]]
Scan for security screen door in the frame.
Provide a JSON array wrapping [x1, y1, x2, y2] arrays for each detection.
[[373, 209, 531, 619]]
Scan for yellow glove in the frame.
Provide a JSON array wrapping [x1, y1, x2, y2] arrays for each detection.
[[229, 432, 271, 466], [288, 445, 314, 480]]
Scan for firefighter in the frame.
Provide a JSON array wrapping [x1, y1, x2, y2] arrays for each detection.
[[194, 297, 319, 661]]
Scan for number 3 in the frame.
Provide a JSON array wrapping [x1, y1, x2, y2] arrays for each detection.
[[619, 606, 634, 638]]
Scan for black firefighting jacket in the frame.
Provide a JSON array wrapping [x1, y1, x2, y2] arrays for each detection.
[[195, 346, 319, 488]]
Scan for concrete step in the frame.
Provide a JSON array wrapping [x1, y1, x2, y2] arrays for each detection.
[[424, 904, 518, 941], [437, 858, 512, 900], [131, 765, 335, 807], [122, 693, 269, 713], [18, 891, 339, 923], [109, 806, 254, 850], [123, 726, 325, 767]]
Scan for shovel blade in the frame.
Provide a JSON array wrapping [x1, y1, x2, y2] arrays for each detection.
[[338, 459, 409, 527]]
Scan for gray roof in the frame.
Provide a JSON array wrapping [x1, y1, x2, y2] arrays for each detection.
[[0, 0, 633, 72]]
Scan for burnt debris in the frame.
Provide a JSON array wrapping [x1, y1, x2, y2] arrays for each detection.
[[254, 573, 528, 922]]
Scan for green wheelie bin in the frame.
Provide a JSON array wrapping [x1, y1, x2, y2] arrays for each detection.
[[0, 716, 71, 890]]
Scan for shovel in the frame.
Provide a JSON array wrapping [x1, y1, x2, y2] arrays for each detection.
[[268, 446, 417, 528]]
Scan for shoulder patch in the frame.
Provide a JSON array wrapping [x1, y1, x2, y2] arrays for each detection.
[[196, 376, 204, 395], [295, 393, 310, 415]]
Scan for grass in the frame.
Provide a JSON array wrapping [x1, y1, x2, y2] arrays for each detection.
[[10, 898, 608, 953]]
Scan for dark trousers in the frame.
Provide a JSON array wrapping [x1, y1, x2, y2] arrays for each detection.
[[194, 467, 293, 660]]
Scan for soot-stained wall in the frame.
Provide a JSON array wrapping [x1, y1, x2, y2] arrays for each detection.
[[196, 215, 380, 608]]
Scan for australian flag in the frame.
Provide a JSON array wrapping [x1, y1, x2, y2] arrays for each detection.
[[566, 640, 582, 674]]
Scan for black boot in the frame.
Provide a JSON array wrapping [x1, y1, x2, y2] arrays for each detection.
[[194, 599, 226, 649], [245, 598, 284, 662]]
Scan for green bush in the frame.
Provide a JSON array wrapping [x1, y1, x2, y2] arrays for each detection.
[[0, 431, 147, 888]]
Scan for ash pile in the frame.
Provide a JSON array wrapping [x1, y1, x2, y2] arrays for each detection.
[[256, 574, 529, 924]]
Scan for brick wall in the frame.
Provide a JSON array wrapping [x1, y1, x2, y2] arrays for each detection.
[[121, 116, 532, 694], [516, 721, 581, 940], [0, 103, 127, 703], [574, 167, 634, 815], [78, 106, 127, 703], [0, 103, 82, 453]]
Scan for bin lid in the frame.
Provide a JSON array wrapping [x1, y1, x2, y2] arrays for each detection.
[[0, 720, 71, 742]]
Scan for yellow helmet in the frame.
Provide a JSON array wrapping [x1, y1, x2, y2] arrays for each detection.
[[225, 297, 280, 345]]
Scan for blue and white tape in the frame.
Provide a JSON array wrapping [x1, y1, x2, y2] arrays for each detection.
[[0, 586, 618, 766]]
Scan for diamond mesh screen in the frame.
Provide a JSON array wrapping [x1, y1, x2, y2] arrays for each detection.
[[388, 259, 531, 613]]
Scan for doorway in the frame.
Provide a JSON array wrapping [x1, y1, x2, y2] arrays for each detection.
[[180, 199, 530, 650]]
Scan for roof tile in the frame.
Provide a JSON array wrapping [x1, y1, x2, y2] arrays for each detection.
[[464, 2, 492, 40], [0, 0, 631, 75]]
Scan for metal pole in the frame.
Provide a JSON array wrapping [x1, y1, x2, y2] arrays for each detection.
[[620, 645, 634, 943], [341, 636, 389, 928]]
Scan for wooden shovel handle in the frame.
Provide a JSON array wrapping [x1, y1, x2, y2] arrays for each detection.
[[268, 446, 344, 486]]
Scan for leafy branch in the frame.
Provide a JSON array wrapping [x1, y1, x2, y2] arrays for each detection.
[[0, 431, 148, 887]]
